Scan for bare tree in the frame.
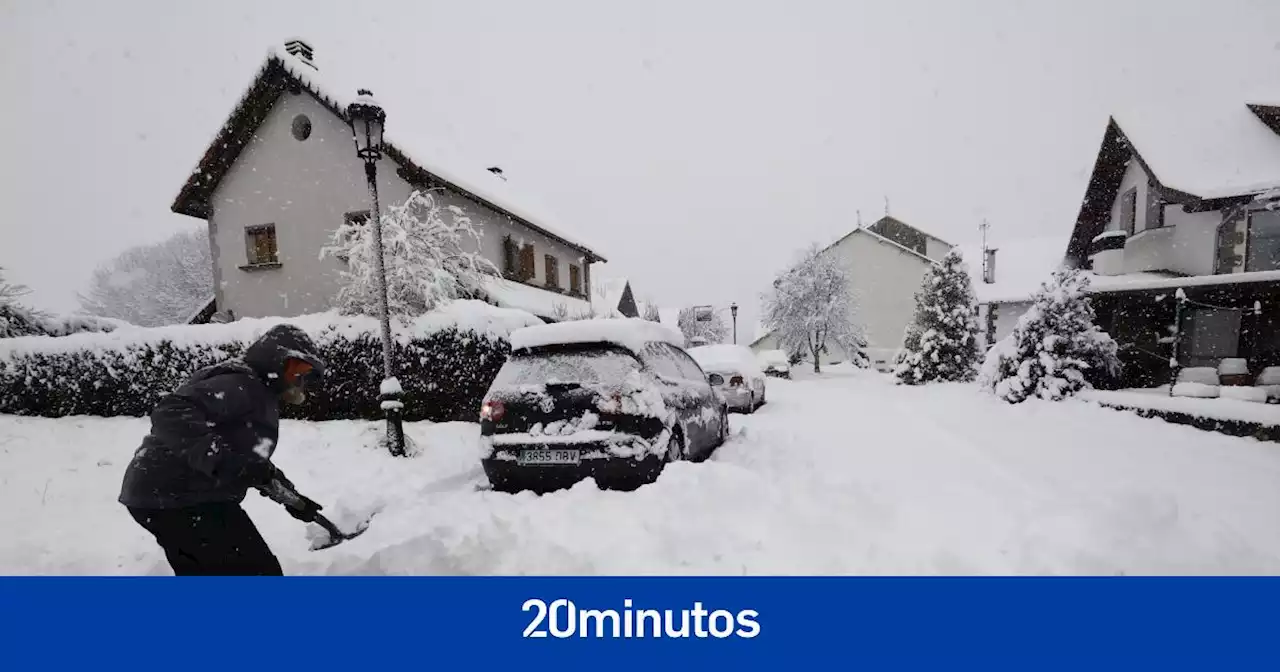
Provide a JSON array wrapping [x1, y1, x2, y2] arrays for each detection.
[[78, 229, 213, 327], [0, 267, 30, 307], [762, 244, 865, 373]]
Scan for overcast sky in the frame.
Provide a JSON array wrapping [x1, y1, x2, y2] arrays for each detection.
[[3, 0, 1280, 337]]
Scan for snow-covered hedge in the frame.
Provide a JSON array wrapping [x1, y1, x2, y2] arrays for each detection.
[[0, 300, 541, 423]]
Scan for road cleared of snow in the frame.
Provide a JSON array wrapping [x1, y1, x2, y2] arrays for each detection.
[[2, 368, 1278, 575]]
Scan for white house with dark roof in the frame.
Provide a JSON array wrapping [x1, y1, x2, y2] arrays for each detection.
[[750, 215, 952, 371], [172, 39, 604, 323], [1063, 97, 1280, 387]]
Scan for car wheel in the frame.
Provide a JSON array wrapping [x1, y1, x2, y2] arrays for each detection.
[[720, 409, 730, 443]]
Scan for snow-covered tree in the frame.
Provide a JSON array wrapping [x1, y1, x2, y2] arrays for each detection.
[[678, 306, 729, 345], [322, 189, 498, 318], [0, 267, 30, 307], [978, 268, 1121, 403], [895, 249, 981, 384], [762, 244, 866, 373], [77, 229, 212, 327]]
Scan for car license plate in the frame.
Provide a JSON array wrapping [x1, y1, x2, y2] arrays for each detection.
[[517, 448, 581, 466]]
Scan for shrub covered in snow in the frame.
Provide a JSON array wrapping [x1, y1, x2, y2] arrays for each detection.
[[677, 306, 729, 345], [321, 189, 499, 318], [978, 268, 1121, 403], [0, 301, 540, 422], [895, 249, 980, 385]]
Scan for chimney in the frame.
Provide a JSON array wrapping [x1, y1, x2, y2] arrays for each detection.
[[983, 248, 997, 284], [487, 166, 507, 181], [284, 39, 316, 69]]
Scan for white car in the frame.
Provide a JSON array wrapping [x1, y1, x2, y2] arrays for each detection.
[[688, 344, 767, 413]]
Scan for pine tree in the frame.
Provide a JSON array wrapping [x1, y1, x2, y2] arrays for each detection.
[[322, 189, 498, 319], [895, 249, 981, 384], [978, 267, 1121, 403]]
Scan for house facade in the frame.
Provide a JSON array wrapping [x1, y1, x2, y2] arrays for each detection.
[[751, 216, 951, 371], [1065, 103, 1280, 387], [955, 235, 1069, 349], [173, 40, 602, 323]]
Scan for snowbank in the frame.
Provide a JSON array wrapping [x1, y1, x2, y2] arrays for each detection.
[[1082, 387, 1279, 426], [0, 300, 540, 360]]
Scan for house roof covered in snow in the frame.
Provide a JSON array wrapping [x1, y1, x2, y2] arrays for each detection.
[[955, 235, 1068, 304], [822, 226, 940, 266], [1067, 100, 1280, 264], [509, 317, 684, 354], [171, 41, 605, 263]]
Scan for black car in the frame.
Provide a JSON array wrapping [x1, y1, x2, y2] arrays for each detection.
[[480, 319, 730, 493]]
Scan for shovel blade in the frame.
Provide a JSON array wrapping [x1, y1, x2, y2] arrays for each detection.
[[308, 516, 372, 551]]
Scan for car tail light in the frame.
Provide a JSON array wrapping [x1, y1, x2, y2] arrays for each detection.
[[730, 376, 745, 387], [480, 399, 505, 422]]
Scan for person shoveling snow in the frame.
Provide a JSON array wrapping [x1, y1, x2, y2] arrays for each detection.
[[118, 324, 363, 575]]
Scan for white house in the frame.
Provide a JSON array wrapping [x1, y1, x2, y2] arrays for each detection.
[[954, 235, 1069, 349], [1060, 98, 1280, 387], [750, 216, 952, 371], [171, 39, 604, 323]]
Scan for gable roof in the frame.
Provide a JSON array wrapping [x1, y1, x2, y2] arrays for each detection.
[[954, 235, 1068, 304], [1068, 100, 1280, 264], [827, 226, 940, 266], [867, 215, 951, 247], [171, 42, 604, 262]]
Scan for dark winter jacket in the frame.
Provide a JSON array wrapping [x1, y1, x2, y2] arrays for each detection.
[[119, 325, 326, 510]]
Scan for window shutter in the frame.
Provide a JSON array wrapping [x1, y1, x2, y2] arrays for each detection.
[[520, 244, 535, 281], [1120, 188, 1137, 235], [1145, 182, 1164, 229], [503, 236, 517, 276]]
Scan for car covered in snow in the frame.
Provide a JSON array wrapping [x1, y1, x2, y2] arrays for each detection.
[[687, 344, 767, 413], [480, 318, 730, 493], [755, 349, 792, 379]]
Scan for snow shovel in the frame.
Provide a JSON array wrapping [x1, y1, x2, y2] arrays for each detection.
[[308, 512, 371, 551], [258, 477, 372, 551]]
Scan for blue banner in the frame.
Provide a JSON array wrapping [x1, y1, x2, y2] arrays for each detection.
[[1, 578, 1277, 670]]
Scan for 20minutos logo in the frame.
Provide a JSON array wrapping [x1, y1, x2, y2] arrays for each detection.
[[522, 598, 760, 639]]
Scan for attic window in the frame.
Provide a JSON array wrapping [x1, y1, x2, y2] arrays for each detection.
[[291, 114, 312, 141]]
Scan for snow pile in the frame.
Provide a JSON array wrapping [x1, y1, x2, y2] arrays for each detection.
[[895, 249, 981, 385], [1177, 367, 1220, 386], [1172, 382, 1220, 399], [8, 372, 1280, 576], [481, 276, 592, 322], [1218, 358, 1250, 376], [1257, 367, 1280, 400], [1220, 386, 1268, 403], [510, 318, 684, 354], [979, 269, 1121, 403], [688, 344, 763, 377]]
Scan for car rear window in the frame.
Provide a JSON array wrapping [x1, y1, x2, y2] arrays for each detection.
[[493, 345, 642, 388]]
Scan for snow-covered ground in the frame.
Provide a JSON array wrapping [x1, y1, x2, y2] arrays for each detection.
[[3, 367, 1279, 575]]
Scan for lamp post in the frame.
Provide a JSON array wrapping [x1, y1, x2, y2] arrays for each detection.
[[730, 302, 739, 344], [347, 89, 405, 456]]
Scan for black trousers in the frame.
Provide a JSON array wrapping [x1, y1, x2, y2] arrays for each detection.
[[127, 502, 283, 576]]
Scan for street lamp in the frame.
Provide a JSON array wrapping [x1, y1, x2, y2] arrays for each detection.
[[730, 302, 738, 344], [347, 89, 405, 456]]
